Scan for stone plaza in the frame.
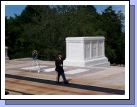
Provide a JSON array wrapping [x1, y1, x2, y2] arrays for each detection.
[[5, 60, 124, 95]]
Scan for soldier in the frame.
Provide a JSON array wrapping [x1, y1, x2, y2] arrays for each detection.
[[55, 53, 68, 84], [32, 50, 38, 59]]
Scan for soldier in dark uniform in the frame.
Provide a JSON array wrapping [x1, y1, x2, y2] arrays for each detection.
[[55, 53, 68, 84], [32, 50, 38, 59]]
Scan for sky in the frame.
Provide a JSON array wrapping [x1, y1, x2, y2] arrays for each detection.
[[5, 5, 125, 18]]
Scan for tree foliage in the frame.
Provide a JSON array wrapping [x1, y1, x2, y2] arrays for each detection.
[[5, 5, 125, 64]]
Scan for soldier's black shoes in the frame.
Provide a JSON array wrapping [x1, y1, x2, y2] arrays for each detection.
[[64, 81, 68, 84], [56, 81, 60, 84]]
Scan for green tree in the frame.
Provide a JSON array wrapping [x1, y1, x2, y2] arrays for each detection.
[[5, 5, 125, 64], [101, 6, 124, 64]]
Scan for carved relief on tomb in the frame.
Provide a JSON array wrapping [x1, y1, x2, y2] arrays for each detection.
[[92, 41, 97, 57], [85, 43, 90, 50], [98, 41, 103, 57], [85, 43, 90, 59]]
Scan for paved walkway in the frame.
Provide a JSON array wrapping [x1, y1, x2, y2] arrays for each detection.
[[5, 60, 125, 95]]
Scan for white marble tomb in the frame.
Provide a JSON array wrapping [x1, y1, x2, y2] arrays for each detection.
[[63, 37, 110, 67]]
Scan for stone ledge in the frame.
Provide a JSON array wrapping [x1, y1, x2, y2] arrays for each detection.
[[64, 58, 110, 67]]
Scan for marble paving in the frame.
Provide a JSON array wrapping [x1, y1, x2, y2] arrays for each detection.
[[5, 60, 125, 95]]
